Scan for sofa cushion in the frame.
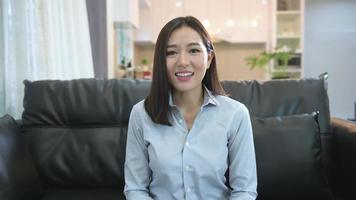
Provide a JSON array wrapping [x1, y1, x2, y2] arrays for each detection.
[[222, 78, 330, 134], [252, 114, 331, 200], [21, 126, 127, 189], [0, 115, 43, 200]]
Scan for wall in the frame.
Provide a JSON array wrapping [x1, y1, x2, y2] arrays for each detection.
[[214, 42, 265, 81], [134, 42, 266, 81], [304, 0, 356, 119]]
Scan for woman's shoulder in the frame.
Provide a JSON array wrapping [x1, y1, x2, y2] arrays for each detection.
[[132, 100, 145, 110], [129, 100, 153, 126], [215, 95, 249, 114], [130, 100, 147, 117]]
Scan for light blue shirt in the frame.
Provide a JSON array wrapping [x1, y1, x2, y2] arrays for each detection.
[[124, 87, 257, 200]]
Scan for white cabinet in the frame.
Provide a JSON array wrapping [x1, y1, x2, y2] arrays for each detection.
[[248, 0, 269, 42], [271, 0, 304, 78], [135, 0, 270, 44], [219, 0, 269, 43], [134, 5, 152, 42]]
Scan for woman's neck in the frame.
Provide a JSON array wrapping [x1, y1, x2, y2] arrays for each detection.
[[173, 86, 204, 111]]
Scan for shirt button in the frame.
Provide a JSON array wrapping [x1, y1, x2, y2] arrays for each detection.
[[185, 141, 190, 146], [179, 119, 183, 123], [185, 165, 192, 171], [186, 187, 192, 192]]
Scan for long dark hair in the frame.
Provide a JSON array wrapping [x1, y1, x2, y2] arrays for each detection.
[[144, 16, 225, 125]]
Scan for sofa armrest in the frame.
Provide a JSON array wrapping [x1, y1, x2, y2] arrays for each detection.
[[330, 117, 356, 199], [0, 115, 43, 199]]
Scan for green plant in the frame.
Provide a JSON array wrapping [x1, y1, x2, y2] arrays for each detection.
[[141, 58, 149, 65], [245, 46, 295, 78]]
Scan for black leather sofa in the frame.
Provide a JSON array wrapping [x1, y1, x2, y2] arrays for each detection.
[[1, 77, 355, 200]]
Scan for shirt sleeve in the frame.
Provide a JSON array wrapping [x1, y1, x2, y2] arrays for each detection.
[[124, 104, 153, 200], [228, 105, 258, 200]]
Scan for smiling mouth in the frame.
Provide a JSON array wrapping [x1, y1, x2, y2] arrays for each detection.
[[175, 72, 194, 77]]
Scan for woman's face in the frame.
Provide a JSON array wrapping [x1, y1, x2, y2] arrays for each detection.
[[166, 26, 212, 94]]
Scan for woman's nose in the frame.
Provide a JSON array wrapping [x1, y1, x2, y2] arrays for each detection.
[[177, 53, 190, 67]]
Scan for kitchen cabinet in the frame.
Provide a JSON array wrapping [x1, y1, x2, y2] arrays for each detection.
[[135, 0, 269, 44]]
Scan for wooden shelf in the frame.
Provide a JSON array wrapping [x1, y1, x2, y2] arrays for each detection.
[[277, 11, 300, 15], [277, 35, 301, 39], [277, 12, 300, 21]]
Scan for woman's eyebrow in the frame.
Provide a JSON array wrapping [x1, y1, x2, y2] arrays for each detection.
[[167, 44, 177, 48], [166, 42, 201, 49], [187, 42, 201, 47]]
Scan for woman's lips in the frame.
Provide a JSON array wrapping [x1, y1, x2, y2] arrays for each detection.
[[175, 71, 194, 81]]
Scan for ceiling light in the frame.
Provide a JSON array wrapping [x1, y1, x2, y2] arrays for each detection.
[[175, 1, 182, 7], [226, 19, 235, 27], [251, 20, 258, 28]]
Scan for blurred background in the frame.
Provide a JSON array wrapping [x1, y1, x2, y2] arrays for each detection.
[[1, 0, 355, 120]]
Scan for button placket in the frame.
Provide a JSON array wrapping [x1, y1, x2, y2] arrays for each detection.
[[182, 131, 195, 198], [180, 107, 204, 198], [173, 109, 189, 133]]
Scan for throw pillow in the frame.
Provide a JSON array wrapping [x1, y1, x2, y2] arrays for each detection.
[[252, 114, 331, 200]]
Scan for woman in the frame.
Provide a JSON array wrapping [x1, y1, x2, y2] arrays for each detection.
[[124, 16, 257, 200]]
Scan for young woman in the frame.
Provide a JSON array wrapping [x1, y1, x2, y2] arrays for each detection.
[[124, 16, 257, 200]]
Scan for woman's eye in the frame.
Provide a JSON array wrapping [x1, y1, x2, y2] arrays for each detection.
[[166, 51, 177, 56], [190, 48, 201, 54]]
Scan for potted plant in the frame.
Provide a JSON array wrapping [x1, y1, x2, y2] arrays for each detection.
[[245, 45, 295, 79]]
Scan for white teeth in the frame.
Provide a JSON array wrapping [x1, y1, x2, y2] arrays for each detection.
[[175, 72, 193, 77]]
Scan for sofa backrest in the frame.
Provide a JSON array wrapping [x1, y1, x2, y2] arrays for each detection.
[[20, 77, 330, 189], [221, 78, 330, 134], [21, 79, 151, 189]]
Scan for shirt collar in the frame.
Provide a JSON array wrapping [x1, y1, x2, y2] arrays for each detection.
[[168, 85, 219, 108], [203, 85, 219, 107]]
